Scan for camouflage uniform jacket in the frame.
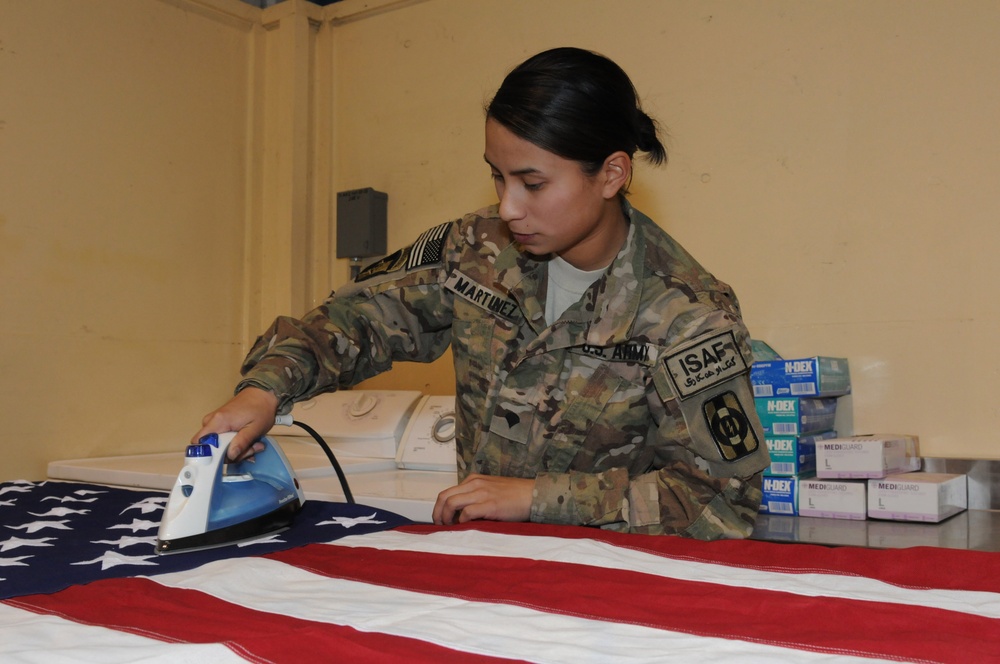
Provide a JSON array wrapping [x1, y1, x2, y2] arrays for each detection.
[[238, 201, 770, 539]]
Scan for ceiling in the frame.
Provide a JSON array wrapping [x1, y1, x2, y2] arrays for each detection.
[[240, 0, 342, 7]]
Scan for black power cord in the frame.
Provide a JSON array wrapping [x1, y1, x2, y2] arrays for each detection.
[[291, 419, 355, 504]]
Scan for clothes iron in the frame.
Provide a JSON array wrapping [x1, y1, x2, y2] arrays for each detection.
[[156, 432, 305, 555]]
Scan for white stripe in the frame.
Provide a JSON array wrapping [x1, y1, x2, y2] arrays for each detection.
[[150, 557, 892, 664], [329, 529, 1000, 619], [0, 602, 245, 664]]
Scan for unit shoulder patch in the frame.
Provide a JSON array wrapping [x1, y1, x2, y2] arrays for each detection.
[[355, 248, 408, 282], [702, 390, 760, 462]]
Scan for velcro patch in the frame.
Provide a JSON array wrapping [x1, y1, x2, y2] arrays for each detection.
[[663, 330, 747, 399], [406, 222, 451, 270], [355, 248, 408, 282], [571, 343, 658, 365], [445, 271, 519, 321], [702, 391, 760, 461], [354, 221, 453, 283]]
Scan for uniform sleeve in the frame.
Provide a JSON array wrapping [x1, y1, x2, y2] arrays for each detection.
[[530, 315, 769, 540], [237, 222, 458, 413]]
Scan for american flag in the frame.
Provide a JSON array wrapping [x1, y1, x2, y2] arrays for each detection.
[[2, 480, 998, 662]]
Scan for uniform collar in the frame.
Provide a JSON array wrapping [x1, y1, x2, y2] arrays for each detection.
[[494, 199, 647, 346]]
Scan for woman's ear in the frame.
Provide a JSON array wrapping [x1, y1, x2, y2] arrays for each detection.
[[601, 151, 632, 198]]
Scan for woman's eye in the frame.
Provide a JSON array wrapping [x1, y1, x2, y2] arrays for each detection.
[[524, 182, 543, 191]]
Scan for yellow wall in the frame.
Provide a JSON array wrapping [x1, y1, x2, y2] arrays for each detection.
[[338, 0, 1000, 461], [0, 0, 260, 480], [2, 0, 998, 481]]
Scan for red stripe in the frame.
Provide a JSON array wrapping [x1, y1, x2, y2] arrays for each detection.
[[269, 541, 1000, 663], [7, 578, 521, 664], [399, 521, 1000, 594]]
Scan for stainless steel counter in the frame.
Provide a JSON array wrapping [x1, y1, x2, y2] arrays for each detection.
[[751, 509, 1000, 551], [751, 456, 1000, 551]]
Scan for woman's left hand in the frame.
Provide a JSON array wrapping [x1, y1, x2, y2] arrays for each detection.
[[432, 474, 534, 525]]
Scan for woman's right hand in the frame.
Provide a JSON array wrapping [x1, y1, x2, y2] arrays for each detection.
[[191, 387, 281, 461]]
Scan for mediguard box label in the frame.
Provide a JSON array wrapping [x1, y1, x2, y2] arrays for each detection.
[[756, 397, 838, 436], [816, 434, 920, 479], [799, 478, 867, 520], [751, 357, 851, 398], [867, 472, 968, 523]]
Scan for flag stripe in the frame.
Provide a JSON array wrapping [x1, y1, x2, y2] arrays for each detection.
[[271, 538, 1000, 663], [400, 522, 1000, 594], [0, 602, 248, 664], [150, 555, 890, 664], [8, 577, 513, 664], [334, 529, 1000, 619]]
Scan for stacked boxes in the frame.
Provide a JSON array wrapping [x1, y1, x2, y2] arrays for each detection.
[[799, 477, 868, 520], [757, 397, 838, 437], [750, 352, 970, 527], [765, 431, 836, 477], [867, 472, 968, 523], [751, 356, 851, 398], [816, 434, 920, 479], [805, 434, 918, 519], [801, 435, 967, 524], [752, 355, 851, 516]]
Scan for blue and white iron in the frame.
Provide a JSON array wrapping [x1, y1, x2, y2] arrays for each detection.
[[156, 432, 305, 555]]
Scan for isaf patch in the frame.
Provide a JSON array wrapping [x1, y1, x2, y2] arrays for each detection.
[[702, 391, 760, 461], [663, 330, 747, 399]]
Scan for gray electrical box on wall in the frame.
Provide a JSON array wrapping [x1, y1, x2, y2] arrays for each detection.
[[336, 188, 388, 258]]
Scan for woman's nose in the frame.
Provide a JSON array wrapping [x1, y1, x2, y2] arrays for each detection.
[[498, 188, 525, 223]]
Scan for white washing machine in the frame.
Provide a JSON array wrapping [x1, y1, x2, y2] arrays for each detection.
[[47, 390, 459, 523]]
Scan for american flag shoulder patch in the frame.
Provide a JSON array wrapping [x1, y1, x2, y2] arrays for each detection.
[[406, 222, 452, 270]]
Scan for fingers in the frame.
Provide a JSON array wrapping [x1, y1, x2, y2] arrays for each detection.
[[432, 474, 473, 524], [230, 440, 267, 463], [432, 474, 534, 525], [190, 387, 280, 461], [433, 478, 481, 525], [226, 431, 265, 462]]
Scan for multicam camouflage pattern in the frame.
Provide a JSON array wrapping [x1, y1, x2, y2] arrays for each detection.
[[239, 201, 770, 540]]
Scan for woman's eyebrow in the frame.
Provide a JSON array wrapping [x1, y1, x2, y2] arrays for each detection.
[[483, 155, 541, 176]]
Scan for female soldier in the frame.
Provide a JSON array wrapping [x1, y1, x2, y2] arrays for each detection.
[[194, 47, 769, 539]]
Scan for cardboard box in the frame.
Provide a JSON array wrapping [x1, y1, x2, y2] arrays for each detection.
[[867, 472, 968, 523], [798, 478, 867, 520], [751, 357, 851, 398], [816, 434, 920, 479], [750, 340, 782, 362], [764, 430, 836, 477], [756, 397, 838, 436], [760, 474, 812, 516]]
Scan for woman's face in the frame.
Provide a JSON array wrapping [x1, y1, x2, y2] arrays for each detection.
[[484, 118, 629, 271]]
